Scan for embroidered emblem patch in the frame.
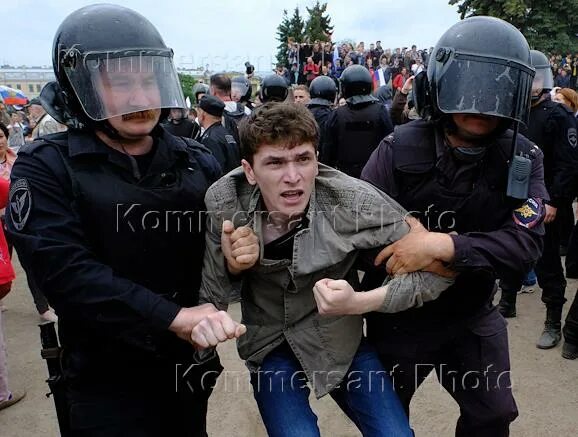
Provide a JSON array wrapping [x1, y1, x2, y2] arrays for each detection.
[[513, 198, 543, 229], [568, 128, 577, 148], [9, 178, 32, 231]]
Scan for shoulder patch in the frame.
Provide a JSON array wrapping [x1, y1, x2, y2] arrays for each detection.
[[568, 127, 577, 148], [9, 178, 32, 231], [513, 198, 544, 229], [224, 134, 236, 145]]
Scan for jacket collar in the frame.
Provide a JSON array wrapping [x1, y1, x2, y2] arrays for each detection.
[[66, 126, 191, 176]]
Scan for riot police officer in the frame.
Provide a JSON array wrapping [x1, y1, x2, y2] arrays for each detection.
[[5, 5, 251, 436], [306, 75, 336, 158], [361, 16, 547, 435], [498, 50, 578, 350], [192, 82, 210, 104], [162, 107, 200, 139], [258, 74, 289, 103], [321, 65, 393, 178], [197, 95, 240, 173], [231, 75, 254, 110]]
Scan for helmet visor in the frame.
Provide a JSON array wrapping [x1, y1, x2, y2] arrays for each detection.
[[532, 66, 554, 95], [63, 51, 185, 121], [231, 80, 250, 98], [436, 53, 534, 124]]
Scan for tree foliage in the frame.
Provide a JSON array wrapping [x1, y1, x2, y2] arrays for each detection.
[[178, 73, 196, 104], [276, 7, 306, 66], [305, 1, 333, 43], [276, 10, 291, 66], [449, 0, 578, 54], [289, 7, 306, 42], [276, 3, 334, 66]]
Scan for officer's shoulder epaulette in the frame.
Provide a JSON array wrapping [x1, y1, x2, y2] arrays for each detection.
[[501, 129, 540, 159], [17, 132, 69, 156]]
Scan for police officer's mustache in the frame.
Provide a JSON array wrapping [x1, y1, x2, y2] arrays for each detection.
[[122, 110, 157, 121]]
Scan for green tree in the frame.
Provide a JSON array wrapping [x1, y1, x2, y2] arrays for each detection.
[[449, 0, 578, 54], [178, 73, 196, 105], [276, 7, 306, 67], [305, 1, 333, 43], [276, 10, 291, 66], [288, 7, 305, 42]]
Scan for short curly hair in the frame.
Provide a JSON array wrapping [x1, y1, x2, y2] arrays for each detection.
[[239, 102, 318, 164]]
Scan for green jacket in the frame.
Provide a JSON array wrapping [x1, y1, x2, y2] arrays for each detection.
[[200, 164, 452, 397]]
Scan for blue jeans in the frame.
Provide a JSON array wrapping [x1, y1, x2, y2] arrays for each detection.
[[523, 269, 537, 286], [250, 341, 412, 437]]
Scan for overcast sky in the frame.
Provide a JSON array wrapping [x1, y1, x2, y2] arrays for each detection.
[[4, 0, 462, 72]]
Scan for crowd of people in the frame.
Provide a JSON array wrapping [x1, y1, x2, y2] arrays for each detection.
[[1, 4, 578, 437], [276, 39, 431, 93], [550, 53, 578, 90]]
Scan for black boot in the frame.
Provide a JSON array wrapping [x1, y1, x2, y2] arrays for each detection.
[[537, 306, 563, 349], [562, 342, 578, 360], [498, 288, 517, 318]]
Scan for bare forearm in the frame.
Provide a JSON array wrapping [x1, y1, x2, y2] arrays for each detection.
[[350, 286, 389, 314]]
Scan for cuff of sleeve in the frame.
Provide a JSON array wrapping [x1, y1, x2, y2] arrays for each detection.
[[380, 276, 395, 311], [150, 298, 182, 331], [546, 197, 566, 208], [449, 234, 471, 269]]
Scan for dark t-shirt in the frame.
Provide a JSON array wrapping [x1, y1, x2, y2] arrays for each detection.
[[263, 217, 308, 260], [132, 140, 158, 177]]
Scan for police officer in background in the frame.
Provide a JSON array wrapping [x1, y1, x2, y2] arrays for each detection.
[[6, 5, 253, 436], [360, 17, 547, 435], [197, 95, 240, 173], [498, 50, 578, 350], [162, 107, 200, 139], [192, 82, 210, 104], [321, 65, 393, 178], [231, 75, 254, 111], [306, 75, 336, 159], [258, 74, 289, 103]]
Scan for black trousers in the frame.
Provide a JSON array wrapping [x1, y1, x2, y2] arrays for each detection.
[[565, 219, 578, 277], [371, 309, 518, 437], [500, 221, 567, 307], [66, 355, 222, 437], [563, 293, 578, 345]]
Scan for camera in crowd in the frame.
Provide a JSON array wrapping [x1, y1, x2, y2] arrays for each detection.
[[245, 62, 255, 76]]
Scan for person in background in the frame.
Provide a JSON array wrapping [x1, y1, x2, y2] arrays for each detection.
[[0, 175, 23, 412], [0, 123, 16, 315], [553, 88, 578, 115], [197, 95, 240, 173], [293, 85, 311, 105], [27, 98, 65, 140]]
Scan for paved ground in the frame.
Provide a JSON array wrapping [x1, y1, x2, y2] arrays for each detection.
[[1, 258, 577, 436]]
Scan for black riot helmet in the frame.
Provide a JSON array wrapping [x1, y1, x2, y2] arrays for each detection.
[[231, 76, 252, 103], [416, 16, 534, 125], [309, 76, 337, 105], [259, 75, 289, 103], [192, 82, 210, 104], [42, 4, 185, 135], [340, 65, 373, 99], [530, 50, 554, 100]]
